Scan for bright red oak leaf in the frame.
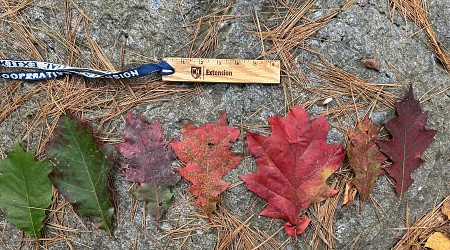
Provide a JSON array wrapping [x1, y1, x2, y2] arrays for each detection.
[[119, 112, 180, 220], [242, 105, 346, 236], [171, 110, 242, 215], [377, 86, 436, 196]]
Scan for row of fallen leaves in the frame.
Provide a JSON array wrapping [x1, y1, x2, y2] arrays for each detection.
[[0, 0, 448, 248], [0, 85, 441, 246]]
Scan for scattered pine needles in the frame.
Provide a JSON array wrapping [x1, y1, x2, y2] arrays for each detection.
[[309, 175, 348, 250], [212, 205, 285, 250], [185, 4, 240, 58], [392, 195, 450, 249], [389, 0, 450, 72], [308, 60, 400, 117], [252, 0, 401, 128], [163, 200, 286, 250], [254, 0, 356, 110]]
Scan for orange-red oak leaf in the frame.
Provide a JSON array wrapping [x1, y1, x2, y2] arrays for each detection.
[[347, 116, 386, 204], [377, 86, 436, 196], [242, 105, 346, 236], [171, 110, 242, 215]]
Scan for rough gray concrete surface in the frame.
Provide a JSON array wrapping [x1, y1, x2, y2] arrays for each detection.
[[1, 0, 449, 249]]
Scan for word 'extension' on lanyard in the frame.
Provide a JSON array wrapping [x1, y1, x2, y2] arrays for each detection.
[[0, 58, 280, 84]]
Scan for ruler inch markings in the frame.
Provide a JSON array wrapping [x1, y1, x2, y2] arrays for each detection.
[[162, 57, 280, 84]]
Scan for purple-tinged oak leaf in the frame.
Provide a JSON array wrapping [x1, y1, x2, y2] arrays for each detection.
[[119, 111, 180, 220]]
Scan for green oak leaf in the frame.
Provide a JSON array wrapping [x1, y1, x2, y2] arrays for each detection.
[[46, 115, 114, 236], [0, 143, 52, 238]]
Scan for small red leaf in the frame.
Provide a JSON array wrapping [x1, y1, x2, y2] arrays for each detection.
[[347, 116, 386, 203], [119, 111, 180, 220], [377, 86, 436, 196], [171, 110, 242, 215], [242, 105, 346, 236]]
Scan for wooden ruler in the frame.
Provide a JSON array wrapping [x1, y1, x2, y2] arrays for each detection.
[[162, 57, 280, 84]]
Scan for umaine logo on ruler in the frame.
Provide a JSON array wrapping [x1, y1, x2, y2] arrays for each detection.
[[190, 66, 202, 79]]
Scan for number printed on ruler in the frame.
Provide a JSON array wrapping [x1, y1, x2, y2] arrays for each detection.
[[162, 58, 280, 84]]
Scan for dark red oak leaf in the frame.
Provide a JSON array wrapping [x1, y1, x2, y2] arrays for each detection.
[[347, 116, 386, 204], [119, 111, 180, 220], [377, 86, 436, 196], [242, 105, 346, 236], [171, 110, 242, 215]]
